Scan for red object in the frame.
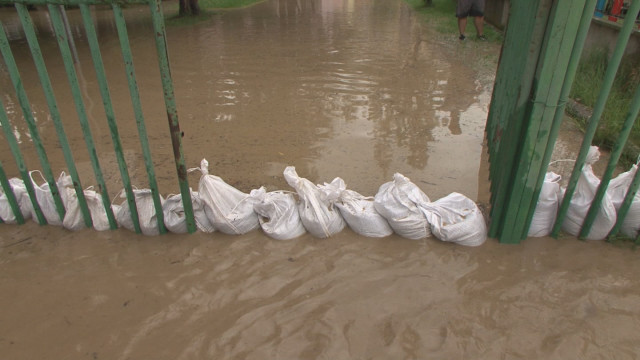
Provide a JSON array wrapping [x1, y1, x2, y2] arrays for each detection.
[[610, 0, 624, 16], [608, 0, 624, 22]]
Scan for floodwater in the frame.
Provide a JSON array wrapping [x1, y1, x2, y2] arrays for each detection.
[[1, 0, 639, 359]]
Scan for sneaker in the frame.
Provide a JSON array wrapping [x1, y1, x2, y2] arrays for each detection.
[[459, 34, 466, 40], [477, 34, 487, 41]]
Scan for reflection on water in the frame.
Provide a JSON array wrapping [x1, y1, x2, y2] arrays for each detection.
[[0, 0, 490, 200]]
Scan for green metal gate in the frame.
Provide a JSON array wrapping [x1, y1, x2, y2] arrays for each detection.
[[486, 0, 640, 244], [0, 0, 195, 233]]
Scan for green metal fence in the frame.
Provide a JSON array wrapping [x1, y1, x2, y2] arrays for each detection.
[[486, 0, 640, 244], [0, 0, 195, 233]]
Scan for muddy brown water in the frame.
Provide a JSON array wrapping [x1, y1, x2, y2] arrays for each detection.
[[1, 0, 639, 359]]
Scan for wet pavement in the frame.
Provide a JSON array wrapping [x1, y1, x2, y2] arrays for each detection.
[[1, 0, 639, 359]]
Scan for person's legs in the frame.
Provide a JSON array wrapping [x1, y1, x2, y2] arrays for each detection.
[[458, 17, 467, 40], [473, 15, 484, 37]]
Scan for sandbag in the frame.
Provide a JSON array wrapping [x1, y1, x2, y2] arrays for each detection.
[[335, 189, 393, 238], [28, 170, 70, 226], [607, 164, 640, 239], [283, 166, 345, 238], [116, 189, 164, 236], [252, 187, 306, 240], [163, 191, 214, 234], [193, 159, 260, 235], [0, 177, 33, 223], [64, 187, 118, 231], [562, 146, 617, 240], [419, 192, 486, 246], [528, 172, 562, 237], [373, 173, 431, 239]]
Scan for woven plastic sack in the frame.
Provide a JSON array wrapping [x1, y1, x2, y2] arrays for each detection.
[[528, 172, 562, 237], [0, 177, 33, 223], [116, 189, 164, 236], [192, 159, 260, 235], [374, 173, 431, 240], [64, 187, 117, 231], [252, 187, 306, 240], [163, 191, 214, 234], [419, 192, 486, 246], [28, 170, 70, 226], [283, 166, 345, 238], [335, 188, 393, 238], [562, 146, 617, 240], [607, 163, 639, 238]]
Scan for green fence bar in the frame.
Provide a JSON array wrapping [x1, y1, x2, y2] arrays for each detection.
[[14, 3, 92, 227], [79, 4, 142, 234], [494, 0, 586, 243], [526, 0, 599, 236], [581, 81, 640, 238], [552, 0, 640, 238], [0, 92, 46, 224], [0, 20, 66, 224], [486, 0, 552, 239], [0, 159, 26, 225], [149, 0, 195, 233], [48, 4, 117, 229], [113, 3, 166, 234], [608, 155, 640, 240], [578, 4, 640, 239]]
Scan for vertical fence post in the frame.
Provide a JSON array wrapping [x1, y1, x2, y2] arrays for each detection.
[[149, 0, 196, 233], [113, 3, 167, 234], [526, 0, 599, 233], [485, 0, 553, 240], [496, 0, 587, 243], [14, 3, 92, 228], [48, 4, 117, 229], [79, 3, 142, 234]]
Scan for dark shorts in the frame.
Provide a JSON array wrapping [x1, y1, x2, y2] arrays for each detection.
[[456, 0, 485, 18]]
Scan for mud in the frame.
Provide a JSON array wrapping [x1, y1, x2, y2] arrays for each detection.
[[1, 0, 639, 359]]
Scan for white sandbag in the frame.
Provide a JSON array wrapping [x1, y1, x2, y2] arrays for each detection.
[[528, 172, 562, 237], [283, 166, 345, 238], [335, 189, 393, 238], [0, 177, 33, 223], [607, 164, 640, 238], [419, 192, 486, 246], [373, 173, 431, 239], [116, 189, 164, 236], [163, 191, 214, 234], [192, 159, 259, 235], [64, 187, 118, 231], [252, 187, 306, 240], [28, 170, 70, 226], [621, 192, 640, 239], [562, 146, 617, 240]]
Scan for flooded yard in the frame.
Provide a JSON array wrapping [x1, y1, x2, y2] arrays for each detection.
[[1, 0, 639, 359]]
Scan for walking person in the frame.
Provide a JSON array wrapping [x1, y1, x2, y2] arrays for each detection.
[[456, 0, 487, 41]]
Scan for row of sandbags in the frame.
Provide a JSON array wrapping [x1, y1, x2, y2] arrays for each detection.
[[529, 146, 640, 240], [0, 159, 487, 246]]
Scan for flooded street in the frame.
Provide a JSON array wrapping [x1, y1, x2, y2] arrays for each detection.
[[1, 0, 640, 359]]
